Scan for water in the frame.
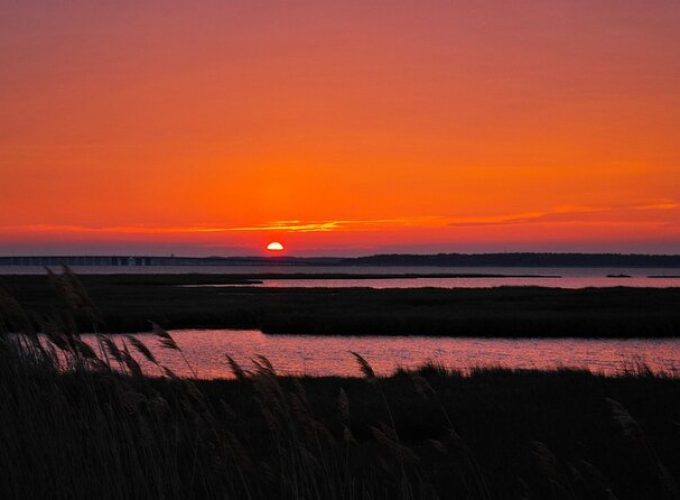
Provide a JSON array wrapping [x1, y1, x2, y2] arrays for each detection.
[[81, 330, 680, 379], [217, 274, 677, 289], [3, 265, 680, 288]]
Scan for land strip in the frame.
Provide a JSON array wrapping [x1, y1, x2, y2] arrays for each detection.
[[2, 273, 679, 336]]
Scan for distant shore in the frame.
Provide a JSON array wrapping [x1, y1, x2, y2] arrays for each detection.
[[3, 273, 680, 337], [2, 251, 680, 269]]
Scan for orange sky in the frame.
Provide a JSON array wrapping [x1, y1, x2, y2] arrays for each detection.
[[1, 1, 679, 256]]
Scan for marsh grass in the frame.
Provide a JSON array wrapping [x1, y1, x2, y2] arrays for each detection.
[[4, 272, 680, 337], [1, 269, 679, 499]]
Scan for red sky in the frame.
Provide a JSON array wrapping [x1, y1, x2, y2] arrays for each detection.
[[2, 1, 679, 256]]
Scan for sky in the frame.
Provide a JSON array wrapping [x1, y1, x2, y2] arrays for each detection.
[[1, 0, 679, 256]]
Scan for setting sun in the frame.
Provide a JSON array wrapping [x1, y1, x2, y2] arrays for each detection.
[[266, 242, 284, 252], [1, 1, 679, 257], [2, 4, 680, 498]]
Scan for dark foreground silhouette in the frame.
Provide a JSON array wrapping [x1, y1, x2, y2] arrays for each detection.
[[1, 270, 679, 499], [2, 338, 679, 499]]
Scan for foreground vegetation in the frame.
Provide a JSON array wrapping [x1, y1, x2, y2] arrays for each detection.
[[2, 272, 680, 336], [1, 270, 680, 499]]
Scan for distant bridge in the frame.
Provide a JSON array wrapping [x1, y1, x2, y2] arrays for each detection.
[[0, 255, 329, 267], [0, 256, 183, 266], [0, 256, 268, 267]]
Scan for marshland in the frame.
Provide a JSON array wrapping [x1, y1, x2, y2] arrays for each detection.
[[2, 273, 680, 337], [2, 269, 680, 499]]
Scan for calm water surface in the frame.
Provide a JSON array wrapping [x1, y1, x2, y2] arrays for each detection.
[[237, 275, 679, 288], [4, 265, 679, 287], [82, 330, 680, 379]]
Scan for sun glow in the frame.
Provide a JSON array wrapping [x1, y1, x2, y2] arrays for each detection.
[[2, 2, 680, 255], [266, 241, 284, 252]]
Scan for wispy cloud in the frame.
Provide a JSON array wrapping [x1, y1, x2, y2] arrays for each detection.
[[446, 200, 679, 227], [0, 217, 445, 235], [226, 220, 343, 232], [0, 224, 235, 234], [226, 216, 446, 233], [1, 200, 676, 237]]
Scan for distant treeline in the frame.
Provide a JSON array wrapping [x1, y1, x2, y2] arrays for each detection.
[[343, 253, 680, 267], [1, 252, 680, 268]]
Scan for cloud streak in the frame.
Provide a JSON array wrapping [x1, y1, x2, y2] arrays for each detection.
[[1, 200, 676, 238], [446, 201, 679, 227]]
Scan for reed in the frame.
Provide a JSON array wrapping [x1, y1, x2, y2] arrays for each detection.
[[1, 270, 679, 499]]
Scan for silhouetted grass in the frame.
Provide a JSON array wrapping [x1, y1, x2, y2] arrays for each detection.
[[1, 270, 680, 498], [2, 273, 680, 336]]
